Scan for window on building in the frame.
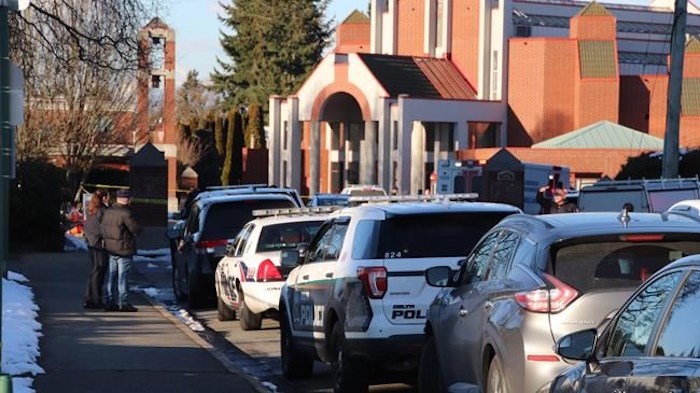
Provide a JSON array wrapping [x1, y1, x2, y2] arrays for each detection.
[[491, 51, 500, 100], [392, 121, 398, 150], [283, 121, 288, 150], [435, 0, 445, 49]]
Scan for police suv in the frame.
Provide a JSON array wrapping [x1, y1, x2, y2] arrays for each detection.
[[278, 195, 521, 392]]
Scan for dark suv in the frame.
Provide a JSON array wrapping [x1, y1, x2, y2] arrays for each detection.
[[420, 211, 700, 393], [168, 192, 300, 308]]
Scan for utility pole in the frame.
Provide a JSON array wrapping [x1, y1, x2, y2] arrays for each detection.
[[1, 1, 28, 391], [662, 0, 687, 178]]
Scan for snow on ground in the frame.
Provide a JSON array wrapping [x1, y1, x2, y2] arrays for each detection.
[[2, 271, 44, 393]]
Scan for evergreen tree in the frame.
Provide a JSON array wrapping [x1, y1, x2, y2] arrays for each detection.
[[221, 110, 236, 186], [244, 103, 266, 148], [214, 116, 225, 157], [211, 0, 332, 109]]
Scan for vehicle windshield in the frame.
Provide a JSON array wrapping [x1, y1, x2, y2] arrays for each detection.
[[578, 190, 646, 212], [352, 212, 515, 259], [648, 189, 699, 212], [201, 199, 296, 240], [256, 220, 324, 252]]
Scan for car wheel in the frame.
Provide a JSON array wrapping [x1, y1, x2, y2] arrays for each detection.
[[172, 262, 186, 302], [418, 335, 444, 392], [331, 322, 368, 393], [239, 295, 262, 330], [280, 310, 313, 379], [486, 354, 509, 393], [217, 297, 236, 321]]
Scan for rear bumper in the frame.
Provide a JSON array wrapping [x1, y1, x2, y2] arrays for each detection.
[[344, 334, 424, 372]]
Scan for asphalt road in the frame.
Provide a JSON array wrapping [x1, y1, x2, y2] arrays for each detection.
[[132, 252, 417, 393]]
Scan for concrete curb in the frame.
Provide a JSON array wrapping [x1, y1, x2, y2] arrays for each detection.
[[138, 293, 273, 393]]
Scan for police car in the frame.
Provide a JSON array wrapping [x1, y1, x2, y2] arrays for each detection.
[[214, 207, 335, 330], [277, 195, 522, 392]]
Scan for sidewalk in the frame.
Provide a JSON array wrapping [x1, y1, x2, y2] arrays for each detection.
[[9, 251, 259, 393]]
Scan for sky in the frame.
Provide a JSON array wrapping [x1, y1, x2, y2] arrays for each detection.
[[164, 0, 359, 86]]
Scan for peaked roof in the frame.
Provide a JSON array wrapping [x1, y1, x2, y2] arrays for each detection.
[[687, 36, 700, 54], [342, 10, 370, 24], [357, 53, 477, 99], [145, 17, 170, 30], [576, 1, 613, 17], [131, 142, 166, 167], [531, 121, 664, 149]]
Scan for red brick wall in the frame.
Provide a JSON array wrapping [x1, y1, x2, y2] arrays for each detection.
[[645, 74, 669, 139], [335, 23, 371, 53], [451, 0, 480, 88], [619, 76, 650, 132], [542, 40, 576, 141], [685, 54, 700, 77], [397, 0, 425, 56], [575, 79, 619, 128]]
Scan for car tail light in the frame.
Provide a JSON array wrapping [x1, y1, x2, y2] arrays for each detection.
[[357, 267, 387, 299], [515, 273, 579, 313], [256, 259, 283, 282], [195, 239, 228, 249], [620, 234, 664, 242]]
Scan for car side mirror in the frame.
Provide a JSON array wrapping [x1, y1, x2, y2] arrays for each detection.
[[225, 240, 236, 256], [280, 249, 300, 268], [425, 266, 455, 287], [295, 243, 310, 264], [166, 221, 185, 240], [555, 328, 597, 361]]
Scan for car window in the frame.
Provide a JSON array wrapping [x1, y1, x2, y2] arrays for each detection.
[[234, 224, 254, 257], [550, 239, 700, 294], [228, 224, 251, 256], [648, 190, 699, 212], [256, 221, 324, 252], [307, 221, 348, 263], [185, 204, 201, 235], [654, 270, 700, 358], [486, 230, 520, 281], [376, 212, 514, 259], [460, 230, 501, 285], [605, 271, 683, 357]]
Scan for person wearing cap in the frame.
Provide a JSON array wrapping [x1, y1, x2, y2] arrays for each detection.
[[100, 189, 141, 312], [537, 184, 577, 214]]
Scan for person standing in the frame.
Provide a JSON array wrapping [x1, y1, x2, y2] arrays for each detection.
[[83, 189, 110, 309], [101, 189, 141, 312], [537, 184, 577, 214]]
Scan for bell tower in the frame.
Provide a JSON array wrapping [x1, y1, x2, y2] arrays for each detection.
[[137, 17, 178, 212]]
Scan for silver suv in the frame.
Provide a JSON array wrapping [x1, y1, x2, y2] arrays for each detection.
[[278, 197, 521, 392], [420, 211, 700, 393]]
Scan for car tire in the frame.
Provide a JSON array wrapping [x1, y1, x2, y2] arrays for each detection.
[[172, 263, 186, 302], [280, 310, 314, 380], [331, 323, 369, 393], [217, 297, 236, 321], [239, 296, 262, 330], [486, 354, 509, 393], [418, 336, 444, 393]]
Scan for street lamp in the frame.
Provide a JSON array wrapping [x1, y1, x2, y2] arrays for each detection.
[[1, 2, 29, 392]]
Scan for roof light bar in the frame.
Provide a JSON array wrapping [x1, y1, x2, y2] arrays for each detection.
[[348, 193, 479, 204], [252, 206, 341, 217]]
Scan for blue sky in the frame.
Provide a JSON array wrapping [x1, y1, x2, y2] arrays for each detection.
[[164, 0, 360, 85]]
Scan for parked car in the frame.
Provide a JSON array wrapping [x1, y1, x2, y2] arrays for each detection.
[[167, 193, 299, 308], [278, 197, 522, 392], [179, 184, 304, 219], [214, 207, 331, 330], [306, 193, 349, 207], [577, 177, 700, 213], [667, 198, 700, 218], [550, 254, 700, 392], [420, 211, 700, 393], [339, 184, 388, 197]]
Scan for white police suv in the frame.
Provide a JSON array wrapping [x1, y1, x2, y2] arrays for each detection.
[[277, 195, 522, 392]]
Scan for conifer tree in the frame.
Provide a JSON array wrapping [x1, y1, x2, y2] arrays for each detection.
[[211, 0, 331, 109], [214, 116, 225, 156], [221, 109, 245, 185], [221, 110, 236, 186], [244, 103, 266, 148]]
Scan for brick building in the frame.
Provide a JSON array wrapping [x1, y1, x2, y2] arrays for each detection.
[[267, 0, 700, 195]]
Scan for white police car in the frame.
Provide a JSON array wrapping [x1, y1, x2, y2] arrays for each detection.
[[214, 207, 334, 330], [278, 195, 522, 392]]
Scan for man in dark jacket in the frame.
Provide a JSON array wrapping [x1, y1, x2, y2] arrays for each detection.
[[101, 189, 141, 312], [537, 184, 578, 214]]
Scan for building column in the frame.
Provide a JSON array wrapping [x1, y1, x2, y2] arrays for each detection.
[[287, 97, 301, 191], [378, 99, 391, 191], [411, 121, 426, 195], [309, 120, 320, 196], [362, 120, 377, 185], [455, 121, 468, 152], [268, 96, 282, 186]]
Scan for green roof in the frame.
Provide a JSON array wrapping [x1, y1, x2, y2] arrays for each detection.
[[531, 121, 664, 149], [682, 78, 700, 116], [342, 10, 370, 24], [687, 37, 700, 54], [579, 41, 617, 78], [577, 1, 613, 17]]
